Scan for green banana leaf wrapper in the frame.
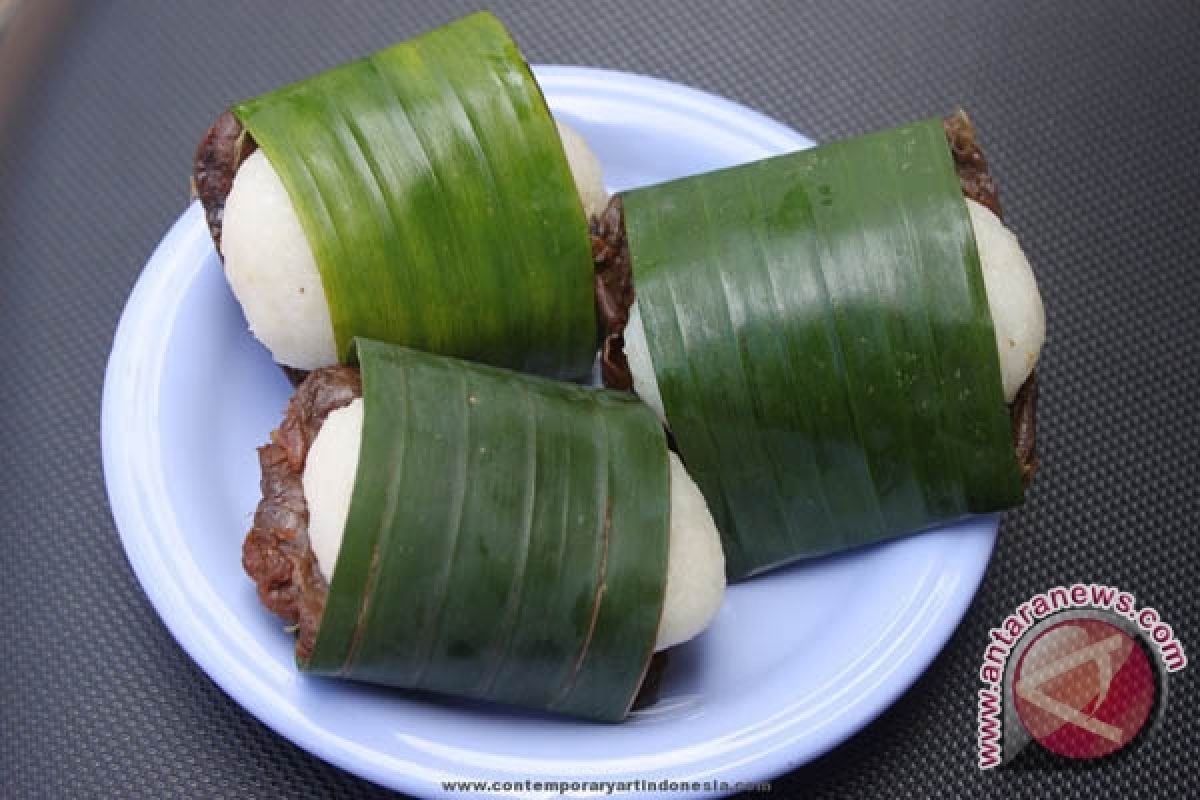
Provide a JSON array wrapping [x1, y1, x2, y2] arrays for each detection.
[[621, 117, 1023, 580], [304, 339, 670, 722], [230, 12, 595, 379]]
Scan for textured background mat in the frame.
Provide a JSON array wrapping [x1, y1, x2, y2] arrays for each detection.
[[1, 1, 1196, 797]]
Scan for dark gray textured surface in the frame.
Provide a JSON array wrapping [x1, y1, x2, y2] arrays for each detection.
[[2, 1, 1196, 797]]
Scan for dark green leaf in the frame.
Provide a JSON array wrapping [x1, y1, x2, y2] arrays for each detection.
[[623, 118, 1021, 580], [305, 340, 670, 722], [232, 12, 595, 379]]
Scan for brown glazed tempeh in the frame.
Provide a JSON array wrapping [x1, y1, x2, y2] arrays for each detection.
[[241, 366, 358, 662], [192, 111, 256, 253]]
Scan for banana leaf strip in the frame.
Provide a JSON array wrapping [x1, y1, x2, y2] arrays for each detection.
[[232, 12, 595, 379], [622, 117, 1022, 580], [304, 339, 670, 722]]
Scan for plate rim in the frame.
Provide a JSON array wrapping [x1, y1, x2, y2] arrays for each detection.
[[102, 64, 997, 798]]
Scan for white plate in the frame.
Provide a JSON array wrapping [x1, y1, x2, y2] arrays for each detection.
[[103, 66, 997, 798]]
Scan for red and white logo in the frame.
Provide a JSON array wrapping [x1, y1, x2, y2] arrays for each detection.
[[976, 584, 1185, 769], [1012, 617, 1155, 759]]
